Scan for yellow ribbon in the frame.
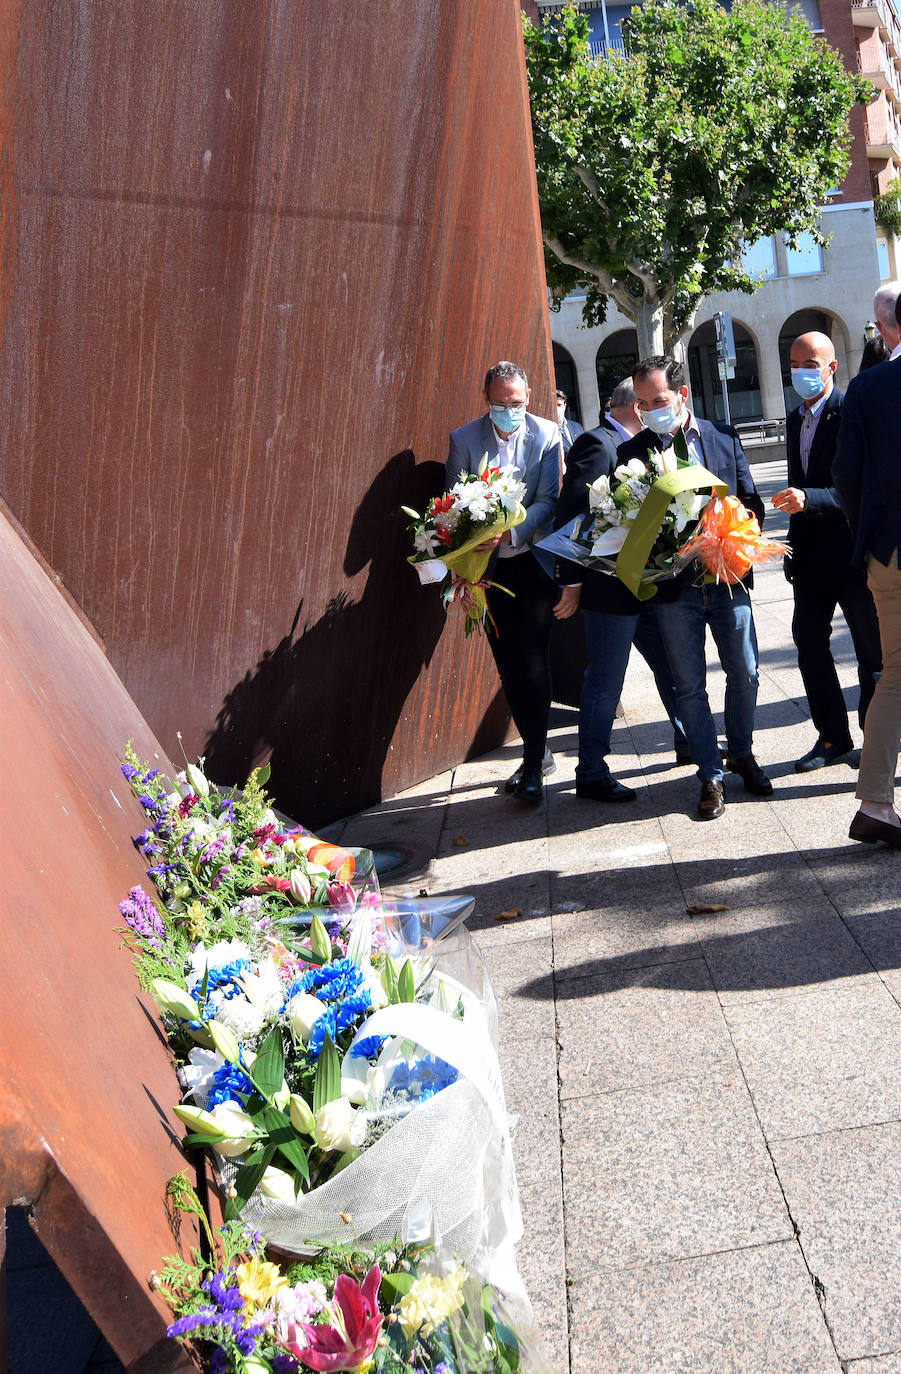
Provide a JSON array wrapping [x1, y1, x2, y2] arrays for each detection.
[[614, 466, 728, 600]]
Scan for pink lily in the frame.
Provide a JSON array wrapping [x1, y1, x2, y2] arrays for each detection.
[[282, 1264, 382, 1371]]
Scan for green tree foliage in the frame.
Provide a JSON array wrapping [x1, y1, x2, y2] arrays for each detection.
[[874, 177, 901, 236], [523, 0, 871, 354]]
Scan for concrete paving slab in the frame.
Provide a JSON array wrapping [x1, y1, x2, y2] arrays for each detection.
[[561, 1076, 791, 1274], [555, 958, 737, 1098], [772, 1122, 901, 1362], [724, 977, 901, 1138], [550, 904, 700, 981], [567, 1241, 842, 1374], [516, 1180, 569, 1374], [695, 908, 874, 1002]]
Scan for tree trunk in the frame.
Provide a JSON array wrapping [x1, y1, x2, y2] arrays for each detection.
[[633, 298, 665, 358]]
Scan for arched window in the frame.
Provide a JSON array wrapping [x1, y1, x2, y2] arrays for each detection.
[[595, 330, 639, 413], [687, 319, 762, 422], [552, 341, 582, 423]]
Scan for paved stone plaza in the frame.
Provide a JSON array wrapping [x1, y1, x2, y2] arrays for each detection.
[[328, 461, 901, 1373]]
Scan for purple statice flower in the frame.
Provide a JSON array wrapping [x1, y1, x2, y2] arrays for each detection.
[[325, 918, 342, 940], [219, 797, 236, 823], [272, 1356, 299, 1374], [146, 861, 178, 882], [166, 1309, 221, 1337], [209, 865, 230, 892], [118, 886, 165, 947], [201, 837, 227, 864], [133, 830, 162, 857], [137, 792, 159, 810], [120, 763, 141, 781], [142, 768, 160, 782]]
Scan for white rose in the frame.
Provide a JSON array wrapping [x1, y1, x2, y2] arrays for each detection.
[[286, 991, 327, 1042], [258, 1164, 301, 1205], [314, 1097, 357, 1152], [208, 1101, 258, 1157]]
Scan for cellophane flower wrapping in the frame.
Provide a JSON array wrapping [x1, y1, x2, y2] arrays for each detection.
[[220, 898, 526, 1312], [403, 460, 528, 634], [676, 493, 790, 585]]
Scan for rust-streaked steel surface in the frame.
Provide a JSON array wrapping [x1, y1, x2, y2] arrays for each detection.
[[0, 0, 555, 826], [0, 504, 194, 1370]]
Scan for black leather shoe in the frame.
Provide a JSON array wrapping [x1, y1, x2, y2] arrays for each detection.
[[514, 766, 544, 804], [849, 811, 901, 848], [505, 748, 556, 792], [795, 738, 854, 773], [675, 751, 693, 767], [725, 752, 773, 796], [697, 779, 726, 819], [575, 776, 636, 802]]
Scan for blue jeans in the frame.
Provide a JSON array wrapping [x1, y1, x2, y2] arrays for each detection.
[[656, 580, 760, 781], [578, 604, 687, 783]]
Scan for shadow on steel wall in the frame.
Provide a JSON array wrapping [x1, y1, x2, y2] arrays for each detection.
[[204, 451, 449, 825]]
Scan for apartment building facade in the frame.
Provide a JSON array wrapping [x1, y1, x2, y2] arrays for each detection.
[[531, 0, 900, 426]]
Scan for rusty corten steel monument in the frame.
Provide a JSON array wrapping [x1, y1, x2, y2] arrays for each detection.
[[0, 0, 553, 1361], [0, 503, 195, 1371], [0, 0, 555, 829]]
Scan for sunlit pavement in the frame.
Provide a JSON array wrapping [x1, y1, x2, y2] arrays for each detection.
[[329, 460, 901, 1373]]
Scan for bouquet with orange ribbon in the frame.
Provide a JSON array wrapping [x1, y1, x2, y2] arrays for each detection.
[[678, 494, 789, 585]]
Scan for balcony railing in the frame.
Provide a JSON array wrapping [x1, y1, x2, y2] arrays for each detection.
[[587, 37, 626, 59]]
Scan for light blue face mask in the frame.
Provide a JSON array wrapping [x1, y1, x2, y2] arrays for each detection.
[[643, 401, 683, 435], [489, 403, 526, 433], [791, 367, 826, 400]]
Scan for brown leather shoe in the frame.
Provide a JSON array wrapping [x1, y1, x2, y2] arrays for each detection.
[[697, 778, 726, 820], [849, 811, 901, 848]]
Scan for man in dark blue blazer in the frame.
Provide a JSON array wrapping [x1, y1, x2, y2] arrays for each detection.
[[833, 352, 901, 847], [552, 378, 687, 801], [771, 331, 880, 772], [556, 390, 583, 459], [618, 356, 770, 820]]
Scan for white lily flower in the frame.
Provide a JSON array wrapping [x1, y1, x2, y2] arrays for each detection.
[[286, 990, 328, 1042], [208, 1101, 258, 1157], [591, 525, 630, 555], [258, 1164, 301, 1204], [587, 475, 611, 508], [238, 956, 284, 1015], [177, 1047, 225, 1104]]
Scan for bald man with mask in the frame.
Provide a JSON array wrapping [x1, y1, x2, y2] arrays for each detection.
[[772, 331, 881, 771]]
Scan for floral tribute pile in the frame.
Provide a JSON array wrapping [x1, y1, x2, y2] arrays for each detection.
[[403, 459, 527, 635], [118, 746, 549, 1372]]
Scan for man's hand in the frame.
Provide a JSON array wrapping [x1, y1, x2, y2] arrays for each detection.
[[474, 529, 512, 553], [554, 585, 582, 620], [771, 487, 807, 515]]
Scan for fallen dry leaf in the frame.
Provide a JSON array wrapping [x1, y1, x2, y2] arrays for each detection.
[[686, 903, 729, 914], [452, 836, 469, 847], [418, 888, 429, 898], [495, 907, 522, 922]]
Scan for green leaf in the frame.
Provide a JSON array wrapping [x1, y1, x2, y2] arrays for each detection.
[[379, 1271, 415, 1299], [251, 1026, 285, 1098], [313, 1033, 341, 1113], [310, 913, 332, 963], [224, 1145, 275, 1219], [258, 1105, 311, 1181], [381, 956, 399, 1003], [397, 959, 415, 1004], [255, 762, 271, 785]]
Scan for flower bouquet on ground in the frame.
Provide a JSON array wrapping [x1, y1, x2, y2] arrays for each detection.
[[537, 446, 727, 601], [155, 1179, 554, 1373], [119, 749, 524, 1302], [676, 493, 790, 586], [403, 458, 527, 635]]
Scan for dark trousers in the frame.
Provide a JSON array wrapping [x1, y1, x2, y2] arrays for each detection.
[[791, 565, 882, 743], [486, 552, 557, 771]]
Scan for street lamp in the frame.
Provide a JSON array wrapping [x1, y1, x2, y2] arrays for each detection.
[[864, 320, 878, 343]]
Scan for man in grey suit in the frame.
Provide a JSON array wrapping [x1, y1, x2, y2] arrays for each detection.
[[834, 344, 901, 848], [447, 361, 561, 803]]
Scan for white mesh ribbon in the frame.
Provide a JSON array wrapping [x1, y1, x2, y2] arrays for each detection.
[[225, 999, 526, 1309]]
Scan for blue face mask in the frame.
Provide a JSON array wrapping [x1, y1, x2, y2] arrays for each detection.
[[643, 401, 683, 435], [489, 403, 526, 433], [791, 367, 826, 400]]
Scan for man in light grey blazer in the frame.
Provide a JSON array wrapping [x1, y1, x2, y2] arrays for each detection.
[[447, 360, 561, 803]]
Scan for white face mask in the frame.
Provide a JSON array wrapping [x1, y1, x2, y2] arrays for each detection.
[[642, 400, 683, 435], [556, 402, 566, 422]]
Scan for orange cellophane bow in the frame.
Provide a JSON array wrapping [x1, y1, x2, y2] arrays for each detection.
[[679, 495, 790, 586]]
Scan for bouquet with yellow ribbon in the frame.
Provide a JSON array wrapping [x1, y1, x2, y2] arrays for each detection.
[[403, 457, 527, 635], [538, 444, 728, 601]]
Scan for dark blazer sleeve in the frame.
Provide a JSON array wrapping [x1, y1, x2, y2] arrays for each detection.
[[803, 392, 846, 519], [730, 428, 765, 528], [833, 378, 864, 536], [552, 426, 619, 588]]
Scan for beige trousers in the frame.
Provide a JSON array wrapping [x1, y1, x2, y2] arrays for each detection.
[[857, 549, 901, 804]]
